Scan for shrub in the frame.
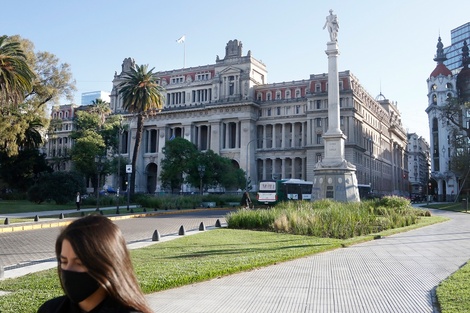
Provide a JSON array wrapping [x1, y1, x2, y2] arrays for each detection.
[[226, 198, 428, 239], [27, 171, 85, 204]]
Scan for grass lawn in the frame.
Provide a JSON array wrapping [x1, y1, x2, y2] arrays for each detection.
[[436, 261, 470, 313], [0, 215, 445, 313], [424, 201, 470, 213], [0, 200, 79, 214]]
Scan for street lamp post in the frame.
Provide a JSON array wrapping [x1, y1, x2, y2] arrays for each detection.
[[198, 165, 205, 195], [116, 120, 123, 214], [367, 138, 373, 190], [95, 155, 104, 211]]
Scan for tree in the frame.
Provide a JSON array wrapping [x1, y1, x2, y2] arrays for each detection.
[[186, 149, 246, 191], [441, 97, 470, 193], [27, 171, 85, 204], [160, 138, 198, 193], [90, 98, 112, 126], [118, 64, 165, 195], [160, 138, 246, 193], [0, 149, 52, 192], [0, 35, 75, 157], [70, 110, 109, 196], [440, 97, 470, 138], [0, 35, 35, 104], [449, 129, 470, 191]]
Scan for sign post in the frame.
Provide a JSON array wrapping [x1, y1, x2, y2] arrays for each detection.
[[126, 165, 132, 212]]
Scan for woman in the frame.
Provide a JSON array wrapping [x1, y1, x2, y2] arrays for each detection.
[[240, 191, 252, 209], [75, 192, 81, 210], [38, 214, 153, 313]]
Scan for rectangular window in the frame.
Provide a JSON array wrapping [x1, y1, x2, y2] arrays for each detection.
[[316, 100, 321, 109], [316, 118, 322, 127], [316, 134, 322, 144]]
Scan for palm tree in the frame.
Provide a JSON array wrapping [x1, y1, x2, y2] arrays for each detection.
[[0, 35, 35, 105], [20, 115, 46, 149], [91, 98, 112, 127], [118, 64, 165, 195]]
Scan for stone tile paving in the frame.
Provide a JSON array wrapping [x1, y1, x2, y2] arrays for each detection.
[[146, 209, 470, 312]]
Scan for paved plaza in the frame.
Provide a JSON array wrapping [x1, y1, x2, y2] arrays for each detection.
[[1, 206, 470, 312], [146, 208, 470, 313]]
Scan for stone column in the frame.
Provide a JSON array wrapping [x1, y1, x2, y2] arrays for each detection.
[[312, 12, 359, 202]]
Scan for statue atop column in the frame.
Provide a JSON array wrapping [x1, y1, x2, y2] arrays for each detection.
[[323, 9, 339, 42]]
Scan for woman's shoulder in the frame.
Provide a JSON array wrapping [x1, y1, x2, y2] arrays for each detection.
[[97, 297, 143, 313], [37, 296, 74, 313]]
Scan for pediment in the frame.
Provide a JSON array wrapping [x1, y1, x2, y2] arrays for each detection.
[[218, 66, 242, 75]]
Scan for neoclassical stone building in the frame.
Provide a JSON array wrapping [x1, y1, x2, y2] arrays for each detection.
[[109, 39, 408, 195]]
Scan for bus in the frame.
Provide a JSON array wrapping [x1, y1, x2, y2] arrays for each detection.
[[358, 184, 372, 200], [257, 179, 314, 205]]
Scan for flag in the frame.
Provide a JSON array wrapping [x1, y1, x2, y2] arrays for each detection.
[[176, 35, 185, 43]]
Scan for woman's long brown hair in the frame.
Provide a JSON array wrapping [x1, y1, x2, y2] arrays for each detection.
[[55, 214, 153, 313]]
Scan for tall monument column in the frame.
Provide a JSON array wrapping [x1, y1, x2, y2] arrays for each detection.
[[312, 10, 360, 202]]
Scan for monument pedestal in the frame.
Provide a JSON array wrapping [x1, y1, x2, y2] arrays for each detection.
[[313, 134, 359, 202], [312, 164, 359, 202]]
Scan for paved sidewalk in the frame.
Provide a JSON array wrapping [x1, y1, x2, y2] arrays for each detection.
[[146, 208, 470, 313]]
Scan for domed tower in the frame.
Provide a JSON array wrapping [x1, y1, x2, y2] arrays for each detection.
[[425, 36, 458, 201]]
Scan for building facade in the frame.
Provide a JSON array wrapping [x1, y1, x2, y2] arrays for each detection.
[[109, 40, 408, 195], [426, 23, 470, 201], [406, 133, 430, 197], [47, 104, 78, 172], [444, 22, 470, 73]]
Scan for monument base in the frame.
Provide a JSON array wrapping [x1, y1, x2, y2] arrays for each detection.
[[312, 161, 360, 202]]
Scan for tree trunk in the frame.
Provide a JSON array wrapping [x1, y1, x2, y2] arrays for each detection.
[[130, 113, 144, 195]]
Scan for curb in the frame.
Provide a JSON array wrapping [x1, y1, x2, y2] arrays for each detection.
[[0, 208, 233, 233]]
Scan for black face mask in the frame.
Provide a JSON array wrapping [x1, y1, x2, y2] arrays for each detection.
[[61, 269, 100, 303]]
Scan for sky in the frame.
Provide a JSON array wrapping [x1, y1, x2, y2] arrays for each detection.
[[2, 0, 469, 143]]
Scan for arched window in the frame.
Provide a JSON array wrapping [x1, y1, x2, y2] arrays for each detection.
[[432, 94, 437, 104], [431, 84, 437, 91], [276, 90, 281, 100], [285, 90, 291, 99], [315, 84, 321, 93], [266, 92, 272, 101], [446, 83, 453, 89], [295, 88, 301, 98]]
